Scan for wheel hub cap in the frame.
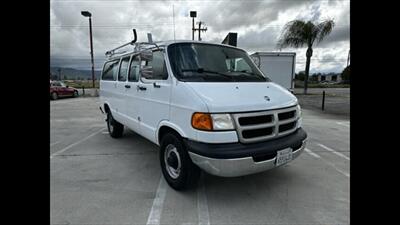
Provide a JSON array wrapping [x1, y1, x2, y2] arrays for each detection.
[[164, 144, 181, 179]]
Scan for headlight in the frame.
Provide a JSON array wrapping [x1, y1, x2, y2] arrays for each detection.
[[191, 113, 234, 131], [296, 104, 302, 128], [211, 114, 235, 130], [296, 104, 302, 118]]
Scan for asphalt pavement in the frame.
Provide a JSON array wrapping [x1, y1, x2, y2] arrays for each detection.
[[51, 97, 349, 225]]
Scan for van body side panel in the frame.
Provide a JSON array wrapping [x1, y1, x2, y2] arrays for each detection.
[[169, 82, 220, 143], [135, 82, 172, 144], [100, 80, 117, 113]]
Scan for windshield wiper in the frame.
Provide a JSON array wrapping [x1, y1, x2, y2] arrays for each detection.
[[181, 68, 234, 80], [237, 70, 267, 81]]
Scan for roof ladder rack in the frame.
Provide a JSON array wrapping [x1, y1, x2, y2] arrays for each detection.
[[105, 29, 162, 58], [105, 29, 137, 57]]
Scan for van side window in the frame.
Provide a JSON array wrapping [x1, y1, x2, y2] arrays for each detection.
[[118, 57, 130, 81], [129, 55, 140, 82], [102, 60, 119, 81], [225, 58, 252, 72], [143, 51, 168, 80]]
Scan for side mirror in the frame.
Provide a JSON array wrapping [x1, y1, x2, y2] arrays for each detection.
[[140, 50, 153, 62], [141, 65, 153, 79], [66, 85, 69, 88]]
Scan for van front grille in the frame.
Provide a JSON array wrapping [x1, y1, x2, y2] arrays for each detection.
[[242, 127, 274, 139], [278, 110, 296, 121], [232, 105, 299, 144], [279, 121, 297, 133], [238, 115, 273, 125]]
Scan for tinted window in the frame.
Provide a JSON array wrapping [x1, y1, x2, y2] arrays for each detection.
[[52, 81, 62, 87], [129, 55, 140, 82], [102, 60, 119, 81], [144, 51, 168, 80], [118, 57, 130, 81]]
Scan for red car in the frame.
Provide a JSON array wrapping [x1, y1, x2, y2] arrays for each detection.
[[50, 80, 79, 100]]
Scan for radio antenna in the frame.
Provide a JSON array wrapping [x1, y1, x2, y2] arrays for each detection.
[[173, 4, 176, 41]]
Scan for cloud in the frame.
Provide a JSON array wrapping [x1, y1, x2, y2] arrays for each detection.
[[50, 0, 350, 73]]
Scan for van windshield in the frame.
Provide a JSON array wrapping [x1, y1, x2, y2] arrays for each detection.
[[168, 43, 270, 82]]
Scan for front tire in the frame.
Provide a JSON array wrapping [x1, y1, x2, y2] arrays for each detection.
[[51, 92, 58, 100], [106, 111, 123, 138], [160, 132, 200, 190]]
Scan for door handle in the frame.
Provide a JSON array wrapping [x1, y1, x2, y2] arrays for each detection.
[[125, 84, 131, 88], [137, 85, 147, 91], [153, 82, 161, 88]]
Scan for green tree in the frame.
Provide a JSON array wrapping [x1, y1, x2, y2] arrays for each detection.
[[296, 71, 305, 81], [310, 74, 318, 82], [341, 65, 350, 82], [277, 19, 335, 94]]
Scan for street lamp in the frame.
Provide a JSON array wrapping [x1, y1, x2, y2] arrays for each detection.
[[81, 11, 95, 89], [190, 11, 197, 41]]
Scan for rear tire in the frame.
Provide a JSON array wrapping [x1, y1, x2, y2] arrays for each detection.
[[160, 132, 200, 190], [106, 111, 123, 138], [73, 90, 78, 97]]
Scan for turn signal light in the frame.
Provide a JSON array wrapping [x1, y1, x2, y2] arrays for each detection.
[[191, 113, 213, 131]]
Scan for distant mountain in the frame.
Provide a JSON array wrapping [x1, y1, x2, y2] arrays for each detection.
[[50, 67, 101, 80]]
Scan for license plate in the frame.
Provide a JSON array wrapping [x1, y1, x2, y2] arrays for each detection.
[[275, 148, 293, 166]]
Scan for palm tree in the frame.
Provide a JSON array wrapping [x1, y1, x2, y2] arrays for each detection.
[[277, 19, 335, 94]]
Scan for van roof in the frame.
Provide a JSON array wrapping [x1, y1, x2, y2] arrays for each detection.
[[106, 40, 244, 60]]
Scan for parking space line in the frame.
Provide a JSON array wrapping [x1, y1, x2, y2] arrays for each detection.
[[305, 148, 349, 178], [146, 176, 168, 225], [50, 127, 106, 159], [304, 148, 321, 158], [317, 143, 350, 160], [197, 176, 210, 225], [336, 121, 350, 128], [50, 141, 61, 146]]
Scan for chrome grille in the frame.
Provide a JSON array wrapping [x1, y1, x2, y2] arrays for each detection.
[[232, 105, 299, 143]]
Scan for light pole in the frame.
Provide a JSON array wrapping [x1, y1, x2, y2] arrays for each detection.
[[81, 11, 95, 89], [190, 11, 197, 40]]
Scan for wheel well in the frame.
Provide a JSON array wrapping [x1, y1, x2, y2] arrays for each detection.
[[158, 126, 181, 143], [104, 104, 110, 113]]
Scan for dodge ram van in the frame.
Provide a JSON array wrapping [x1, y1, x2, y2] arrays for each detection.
[[99, 39, 307, 190]]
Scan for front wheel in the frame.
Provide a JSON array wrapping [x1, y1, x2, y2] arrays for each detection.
[[160, 133, 200, 190], [51, 92, 58, 100], [106, 111, 123, 138]]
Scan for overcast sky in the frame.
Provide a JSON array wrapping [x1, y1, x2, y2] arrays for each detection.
[[50, 0, 349, 73]]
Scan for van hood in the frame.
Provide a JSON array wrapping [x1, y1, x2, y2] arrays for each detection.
[[186, 82, 298, 112]]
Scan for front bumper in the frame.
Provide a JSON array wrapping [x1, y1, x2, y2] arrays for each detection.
[[185, 128, 307, 177]]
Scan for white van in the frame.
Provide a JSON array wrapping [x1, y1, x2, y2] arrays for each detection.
[[99, 40, 307, 190]]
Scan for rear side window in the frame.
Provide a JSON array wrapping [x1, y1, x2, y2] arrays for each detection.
[[129, 55, 140, 82], [118, 57, 130, 81], [143, 51, 168, 80], [52, 81, 62, 87], [102, 60, 119, 81]]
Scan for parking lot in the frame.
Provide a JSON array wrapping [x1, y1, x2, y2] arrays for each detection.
[[51, 97, 349, 225]]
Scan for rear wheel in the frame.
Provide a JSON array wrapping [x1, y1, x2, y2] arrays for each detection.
[[51, 92, 58, 100], [160, 132, 200, 190], [73, 90, 78, 97], [106, 111, 123, 138]]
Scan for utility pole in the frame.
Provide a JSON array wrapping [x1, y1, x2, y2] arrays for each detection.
[[81, 11, 95, 89], [194, 21, 207, 41], [190, 11, 197, 40], [347, 49, 350, 67], [57, 68, 61, 81]]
